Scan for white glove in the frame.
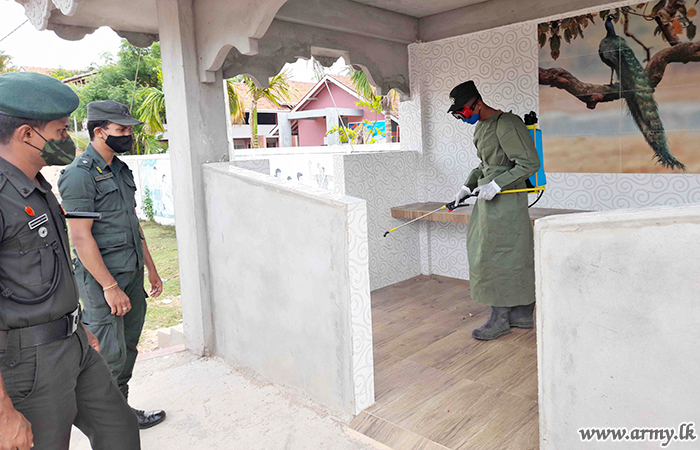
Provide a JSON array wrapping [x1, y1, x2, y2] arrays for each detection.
[[474, 180, 501, 201], [453, 185, 471, 206]]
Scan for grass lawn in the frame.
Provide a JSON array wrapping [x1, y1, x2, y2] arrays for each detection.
[[140, 220, 182, 348]]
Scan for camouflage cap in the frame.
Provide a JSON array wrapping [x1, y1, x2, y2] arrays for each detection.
[[87, 100, 143, 126], [0, 72, 79, 120]]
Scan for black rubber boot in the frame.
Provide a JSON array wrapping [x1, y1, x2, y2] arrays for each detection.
[[509, 302, 535, 329], [472, 306, 512, 340], [119, 383, 167, 429]]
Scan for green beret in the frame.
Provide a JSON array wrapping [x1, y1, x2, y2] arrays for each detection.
[[0, 72, 79, 121]]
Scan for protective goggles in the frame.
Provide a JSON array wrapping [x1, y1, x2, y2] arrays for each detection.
[[451, 105, 475, 120]]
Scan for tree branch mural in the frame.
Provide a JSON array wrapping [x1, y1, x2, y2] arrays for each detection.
[[538, 1, 699, 170]]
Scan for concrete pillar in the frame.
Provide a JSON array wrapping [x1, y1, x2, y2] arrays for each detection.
[[156, 0, 229, 355], [326, 108, 340, 145], [277, 112, 292, 148]]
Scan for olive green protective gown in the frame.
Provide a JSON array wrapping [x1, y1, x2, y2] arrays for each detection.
[[465, 112, 541, 307]]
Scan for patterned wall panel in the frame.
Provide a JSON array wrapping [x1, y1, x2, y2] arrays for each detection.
[[538, 173, 700, 211], [341, 152, 423, 291], [346, 199, 374, 413]]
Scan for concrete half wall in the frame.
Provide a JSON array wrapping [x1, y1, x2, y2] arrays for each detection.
[[202, 163, 373, 418], [535, 204, 700, 449]]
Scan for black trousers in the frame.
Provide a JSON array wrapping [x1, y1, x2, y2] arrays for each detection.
[[0, 325, 140, 450]]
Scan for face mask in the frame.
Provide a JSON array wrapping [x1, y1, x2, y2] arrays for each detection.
[[451, 104, 480, 125], [462, 113, 480, 125], [26, 129, 76, 166], [105, 134, 134, 154]]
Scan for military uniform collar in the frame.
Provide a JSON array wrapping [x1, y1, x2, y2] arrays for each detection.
[[82, 144, 125, 174], [0, 156, 50, 198]]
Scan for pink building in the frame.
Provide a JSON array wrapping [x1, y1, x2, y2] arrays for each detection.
[[273, 75, 399, 147]]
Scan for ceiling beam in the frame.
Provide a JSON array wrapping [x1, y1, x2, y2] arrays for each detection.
[[275, 0, 418, 45], [419, 0, 637, 42]]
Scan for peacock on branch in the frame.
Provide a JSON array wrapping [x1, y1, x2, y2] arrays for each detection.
[[599, 16, 685, 170]]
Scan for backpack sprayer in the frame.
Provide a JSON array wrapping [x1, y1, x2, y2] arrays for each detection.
[[384, 111, 546, 238]]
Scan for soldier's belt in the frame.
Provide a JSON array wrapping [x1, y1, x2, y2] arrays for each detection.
[[0, 307, 81, 350]]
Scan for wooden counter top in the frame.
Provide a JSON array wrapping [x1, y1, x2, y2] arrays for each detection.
[[390, 202, 586, 225]]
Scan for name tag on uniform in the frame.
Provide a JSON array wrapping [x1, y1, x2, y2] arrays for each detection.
[[28, 213, 49, 230], [95, 173, 114, 182]]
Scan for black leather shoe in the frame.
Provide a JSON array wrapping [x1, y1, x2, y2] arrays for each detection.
[[472, 306, 511, 340], [509, 302, 535, 329], [133, 407, 166, 429]]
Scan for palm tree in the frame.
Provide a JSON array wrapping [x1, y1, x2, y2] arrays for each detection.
[[226, 80, 246, 125], [0, 51, 18, 74], [137, 72, 247, 132], [350, 69, 398, 144], [240, 71, 294, 148]]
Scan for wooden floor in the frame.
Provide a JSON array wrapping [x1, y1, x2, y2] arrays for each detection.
[[349, 275, 538, 450]]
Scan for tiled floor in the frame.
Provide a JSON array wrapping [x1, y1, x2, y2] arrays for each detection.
[[349, 275, 538, 450]]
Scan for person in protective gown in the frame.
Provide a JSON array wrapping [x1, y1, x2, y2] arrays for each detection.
[[447, 81, 540, 341]]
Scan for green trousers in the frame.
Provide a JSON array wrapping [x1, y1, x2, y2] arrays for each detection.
[[75, 263, 147, 390], [0, 326, 140, 449]]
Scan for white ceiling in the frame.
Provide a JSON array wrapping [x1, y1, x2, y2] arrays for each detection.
[[350, 0, 492, 18]]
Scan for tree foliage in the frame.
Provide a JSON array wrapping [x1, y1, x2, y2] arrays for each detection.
[[49, 68, 82, 80], [71, 40, 163, 124], [539, 1, 698, 61], [240, 72, 294, 148], [0, 51, 17, 74]]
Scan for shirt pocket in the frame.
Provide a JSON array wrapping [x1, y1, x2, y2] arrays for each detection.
[[0, 229, 56, 288], [95, 178, 122, 212], [93, 232, 129, 271]]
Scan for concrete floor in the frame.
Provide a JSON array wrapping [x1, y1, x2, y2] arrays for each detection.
[[69, 351, 374, 450]]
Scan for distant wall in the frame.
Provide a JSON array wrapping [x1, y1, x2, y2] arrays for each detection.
[[536, 204, 700, 449], [202, 163, 373, 419]]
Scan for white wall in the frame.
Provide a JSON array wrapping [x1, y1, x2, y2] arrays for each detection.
[[335, 151, 423, 291], [535, 204, 700, 449], [202, 163, 373, 419]]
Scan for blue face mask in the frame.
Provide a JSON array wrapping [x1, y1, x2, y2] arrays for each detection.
[[461, 113, 480, 124]]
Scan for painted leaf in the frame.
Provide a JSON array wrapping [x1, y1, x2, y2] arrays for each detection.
[[600, 10, 609, 19], [578, 23, 585, 38], [654, 25, 662, 36], [564, 28, 572, 43], [688, 22, 697, 40], [550, 34, 561, 60], [539, 31, 547, 47], [571, 22, 579, 39], [673, 17, 683, 34], [651, 0, 667, 15], [587, 13, 596, 24], [688, 7, 697, 17]]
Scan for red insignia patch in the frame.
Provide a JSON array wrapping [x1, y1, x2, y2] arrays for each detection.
[[25, 206, 35, 216]]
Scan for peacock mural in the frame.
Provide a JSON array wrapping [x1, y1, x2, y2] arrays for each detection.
[[599, 16, 685, 170], [538, 1, 700, 173]]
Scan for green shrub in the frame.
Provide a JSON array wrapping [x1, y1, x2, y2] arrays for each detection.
[[142, 187, 155, 222]]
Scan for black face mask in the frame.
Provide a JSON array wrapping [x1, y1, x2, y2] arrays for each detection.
[[105, 134, 133, 154]]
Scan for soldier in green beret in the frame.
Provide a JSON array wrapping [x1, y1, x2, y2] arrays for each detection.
[[0, 73, 140, 449], [58, 100, 166, 429]]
